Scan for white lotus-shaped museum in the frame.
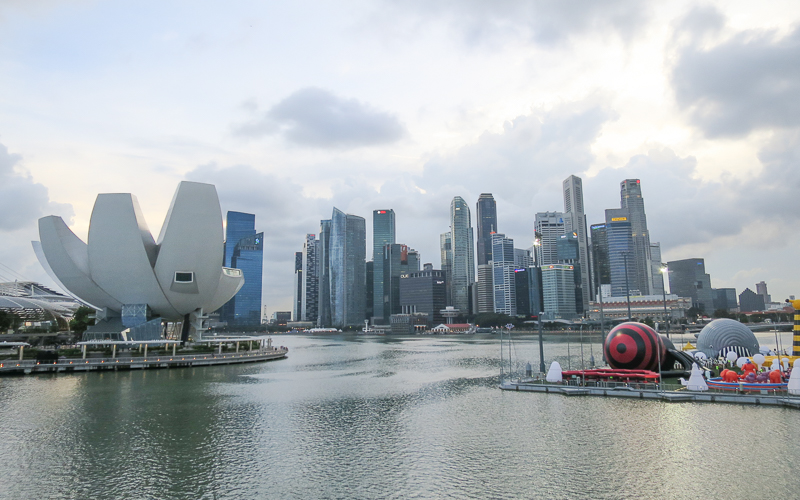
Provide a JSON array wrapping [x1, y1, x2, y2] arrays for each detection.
[[32, 181, 244, 331]]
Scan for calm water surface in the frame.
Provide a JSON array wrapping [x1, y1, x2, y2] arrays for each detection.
[[0, 333, 798, 499]]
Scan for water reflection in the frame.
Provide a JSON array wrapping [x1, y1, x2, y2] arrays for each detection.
[[0, 334, 798, 499]]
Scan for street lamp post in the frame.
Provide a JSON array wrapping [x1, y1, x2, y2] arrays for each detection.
[[660, 264, 669, 338]]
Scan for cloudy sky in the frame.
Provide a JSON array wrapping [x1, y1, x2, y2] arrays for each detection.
[[2, 0, 800, 315]]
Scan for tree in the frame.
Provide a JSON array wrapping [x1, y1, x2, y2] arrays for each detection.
[[642, 317, 655, 328], [69, 306, 96, 342], [713, 308, 732, 319]]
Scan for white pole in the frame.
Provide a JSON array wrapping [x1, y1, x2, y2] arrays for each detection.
[[112, 344, 116, 359]]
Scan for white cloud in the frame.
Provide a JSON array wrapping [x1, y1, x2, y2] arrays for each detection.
[[232, 87, 407, 149]]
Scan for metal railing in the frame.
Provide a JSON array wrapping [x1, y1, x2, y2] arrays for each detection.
[[0, 347, 288, 369]]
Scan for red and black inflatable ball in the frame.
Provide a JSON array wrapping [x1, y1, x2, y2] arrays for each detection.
[[604, 322, 666, 371]]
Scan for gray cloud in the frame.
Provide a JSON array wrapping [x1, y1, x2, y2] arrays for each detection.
[[0, 141, 73, 231], [383, 0, 651, 46], [672, 22, 800, 137], [232, 87, 407, 148]]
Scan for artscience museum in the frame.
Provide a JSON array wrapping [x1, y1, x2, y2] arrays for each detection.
[[33, 181, 244, 342]]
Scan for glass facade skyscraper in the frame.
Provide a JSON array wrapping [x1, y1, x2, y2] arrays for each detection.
[[491, 233, 516, 316], [563, 175, 592, 304], [605, 208, 635, 298], [534, 212, 565, 266], [329, 208, 366, 327], [476, 193, 497, 266], [222, 211, 263, 326], [372, 209, 395, 322], [620, 179, 653, 296], [380, 243, 419, 320], [317, 219, 332, 326], [449, 196, 475, 314], [301, 234, 319, 322], [590, 223, 610, 295]]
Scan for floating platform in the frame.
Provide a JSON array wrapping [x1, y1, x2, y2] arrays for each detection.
[[499, 380, 800, 409], [0, 347, 288, 376]]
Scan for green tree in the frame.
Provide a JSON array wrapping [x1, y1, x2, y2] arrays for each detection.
[[713, 308, 732, 319], [69, 306, 96, 342], [642, 317, 655, 328]]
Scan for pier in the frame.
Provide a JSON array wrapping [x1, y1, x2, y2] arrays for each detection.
[[499, 380, 800, 409], [0, 347, 288, 375]]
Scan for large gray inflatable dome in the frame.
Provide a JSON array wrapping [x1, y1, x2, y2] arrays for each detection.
[[696, 318, 759, 358]]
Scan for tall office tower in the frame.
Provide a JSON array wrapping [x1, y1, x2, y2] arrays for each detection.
[[222, 211, 263, 325], [476, 264, 494, 313], [293, 251, 303, 321], [534, 212, 566, 266], [590, 223, 610, 296], [476, 193, 497, 266], [649, 242, 664, 295], [563, 175, 592, 304], [557, 232, 583, 314], [514, 248, 534, 268], [491, 233, 516, 316], [620, 179, 653, 296], [379, 244, 420, 320], [301, 234, 319, 322], [449, 196, 475, 314], [317, 219, 332, 326], [329, 208, 366, 327], [228, 232, 264, 325], [605, 209, 636, 298], [372, 209, 396, 322], [667, 258, 714, 313], [514, 267, 543, 318], [542, 264, 576, 319], [365, 261, 373, 321], [756, 281, 771, 303], [399, 264, 447, 325], [440, 232, 452, 306]]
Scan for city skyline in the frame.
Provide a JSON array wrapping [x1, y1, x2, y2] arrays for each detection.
[[2, 2, 800, 316]]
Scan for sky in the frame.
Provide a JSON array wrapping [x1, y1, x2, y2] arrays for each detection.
[[2, 0, 800, 316]]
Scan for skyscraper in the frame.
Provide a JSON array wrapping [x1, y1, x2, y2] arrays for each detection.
[[476, 193, 497, 266], [399, 264, 447, 325], [542, 264, 576, 319], [491, 233, 516, 316], [476, 264, 494, 313], [329, 208, 366, 327], [563, 175, 592, 305], [293, 251, 303, 321], [756, 281, 771, 303], [667, 258, 714, 313], [534, 212, 566, 266], [372, 209, 395, 323], [590, 223, 610, 297], [317, 219, 332, 326], [227, 232, 263, 325], [649, 242, 664, 296], [379, 243, 419, 320], [222, 211, 263, 325], [557, 232, 583, 314], [605, 208, 635, 298], [449, 196, 475, 314], [301, 234, 319, 322], [440, 231, 452, 307], [620, 179, 653, 296]]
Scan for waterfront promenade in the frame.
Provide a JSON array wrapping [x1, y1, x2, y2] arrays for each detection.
[[0, 346, 288, 375]]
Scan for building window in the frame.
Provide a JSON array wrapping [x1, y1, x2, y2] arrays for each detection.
[[174, 272, 194, 283]]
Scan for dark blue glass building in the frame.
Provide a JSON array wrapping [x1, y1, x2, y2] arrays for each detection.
[[221, 211, 263, 326]]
